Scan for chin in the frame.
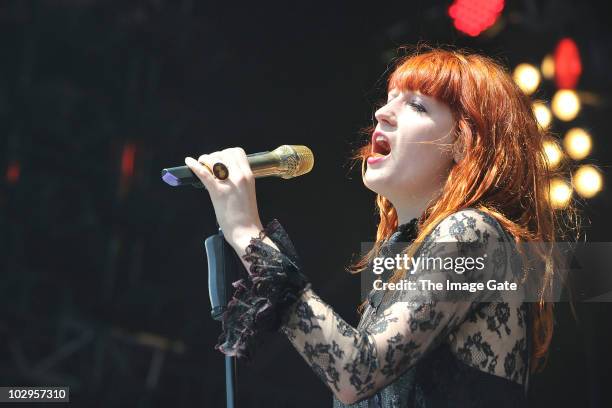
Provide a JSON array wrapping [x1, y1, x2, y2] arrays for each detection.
[[363, 170, 391, 196]]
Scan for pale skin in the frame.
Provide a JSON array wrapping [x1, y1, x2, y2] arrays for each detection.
[[184, 89, 461, 402], [365, 89, 457, 224]]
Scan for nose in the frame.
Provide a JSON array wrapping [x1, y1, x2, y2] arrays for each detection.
[[374, 102, 397, 128]]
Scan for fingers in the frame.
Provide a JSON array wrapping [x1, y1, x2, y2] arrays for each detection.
[[187, 147, 253, 189], [184, 156, 215, 190], [223, 147, 253, 183], [197, 153, 218, 168], [231, 147, 253, 181]]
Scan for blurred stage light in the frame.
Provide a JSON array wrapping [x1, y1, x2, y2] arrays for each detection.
[[552, 89, 581, 121], [121, 143, 136, 179], [549, 178, 572, 209], [541, 54, 555, 80], [448, 0, 505, 37], [573, 165, 602, 198], [513, 63, 540, 95], [118, 142, 137, 198], [563, 128, 592, 160], [533, 102, 552, 129], [554, 38, 582, 89], [543, 139, 563, 169], [5, 161, 20, 184]]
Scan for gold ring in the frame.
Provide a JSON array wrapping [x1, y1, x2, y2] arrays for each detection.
[[198, 159, 228, 180], [199, 161, 214, 176], [213, 162, 229, 180]]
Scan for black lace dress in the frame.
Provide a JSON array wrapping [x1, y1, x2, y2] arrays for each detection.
[[216, 208, 531, 407]]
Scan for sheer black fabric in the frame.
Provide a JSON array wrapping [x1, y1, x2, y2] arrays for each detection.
[[218, 208, 530, 407], [215, 219, 310, 359]]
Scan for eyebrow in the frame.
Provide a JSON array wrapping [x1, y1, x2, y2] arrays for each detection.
[[387, 90, 426, 105], [388, 89, 420, 97], [387, 90, 400, 100]]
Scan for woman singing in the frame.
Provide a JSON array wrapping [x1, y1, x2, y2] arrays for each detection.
[[185, 47, 571, 407]]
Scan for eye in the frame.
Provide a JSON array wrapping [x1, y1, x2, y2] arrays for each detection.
[[408, 101, 427, 113]]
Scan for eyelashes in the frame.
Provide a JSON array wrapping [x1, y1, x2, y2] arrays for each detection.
[[408, 101, 427, 113], [376, 96, 428, 114]]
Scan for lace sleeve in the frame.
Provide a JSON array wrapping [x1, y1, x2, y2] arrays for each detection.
[[280, 209, 516, 405], [215, 219, 310, 359]]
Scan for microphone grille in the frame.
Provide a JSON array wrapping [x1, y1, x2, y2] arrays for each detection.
[[278, 145, 314, 179]]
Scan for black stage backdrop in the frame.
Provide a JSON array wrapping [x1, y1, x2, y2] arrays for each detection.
[[1, 1, 611, 407]]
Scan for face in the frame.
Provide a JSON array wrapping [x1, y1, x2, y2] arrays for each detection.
[[363, 88, 456, 206]]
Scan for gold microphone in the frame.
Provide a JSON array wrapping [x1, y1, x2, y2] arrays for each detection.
[[161, 145, 315, 187], [246, 145, 314, 179]]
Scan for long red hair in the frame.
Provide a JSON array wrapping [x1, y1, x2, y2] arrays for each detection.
[[351, 46, 579, 373]]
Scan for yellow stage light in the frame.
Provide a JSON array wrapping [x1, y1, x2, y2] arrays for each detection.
[[543, 139, 563, 169], [549, 178, 572, 209], [541, 54, 555, 80], [513, 63, 541, 95], [573, 165, 603, 198], [563, 128, 592, 160], [552, 89, 581, 121], [533, 102, 552, 129]]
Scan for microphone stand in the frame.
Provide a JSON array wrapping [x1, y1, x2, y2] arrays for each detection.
[[205, 227, 240, 408]]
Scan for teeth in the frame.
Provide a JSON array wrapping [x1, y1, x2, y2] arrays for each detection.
[[374, 135, 390, 154]]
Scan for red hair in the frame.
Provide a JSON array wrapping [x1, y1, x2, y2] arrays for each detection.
[[352, 46, 579, 373]]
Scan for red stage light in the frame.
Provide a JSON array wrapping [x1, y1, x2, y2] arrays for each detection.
[[554, 38, 582, 89], [118, 143, 137, 198], [121, 143, 136, 179], [6, 161, 20, 184], [448, 0, 505, 37]]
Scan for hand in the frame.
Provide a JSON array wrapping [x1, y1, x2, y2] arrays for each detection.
[[185, 147, 263, 251]]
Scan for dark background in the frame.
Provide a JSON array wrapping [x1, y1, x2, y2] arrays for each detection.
[[1, 0, 611, 407]]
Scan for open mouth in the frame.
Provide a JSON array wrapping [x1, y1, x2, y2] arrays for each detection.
[[371, 133, 391, 158]]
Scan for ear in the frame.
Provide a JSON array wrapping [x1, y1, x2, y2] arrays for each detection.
[[452, 135, 466, 164]]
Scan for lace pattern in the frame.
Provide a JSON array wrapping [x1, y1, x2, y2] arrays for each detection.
[[215, 219, 310, 359], [217, 209, 529, 407]]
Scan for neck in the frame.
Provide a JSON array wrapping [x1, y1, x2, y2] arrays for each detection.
[[392, 185, 445, 226], [394, 198, 429, 225]]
